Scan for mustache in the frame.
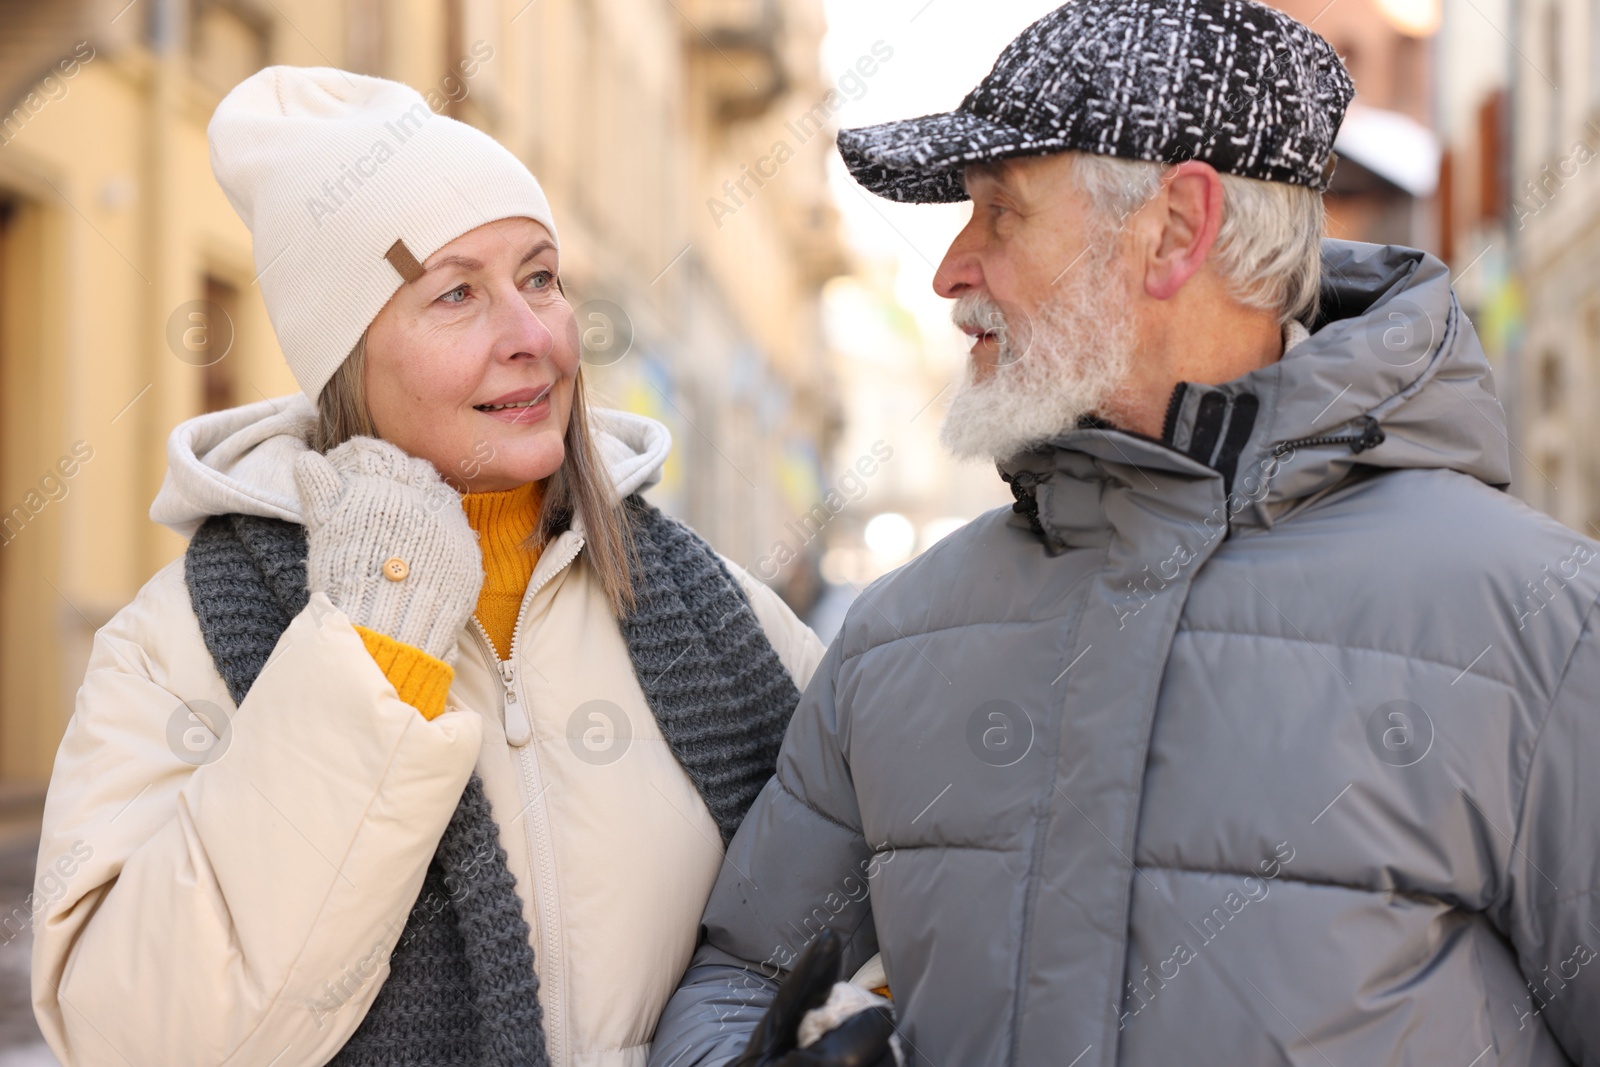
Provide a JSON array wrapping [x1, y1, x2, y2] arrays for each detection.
[[951, 292, 1036, 368], [950, 292, 1007, 336]]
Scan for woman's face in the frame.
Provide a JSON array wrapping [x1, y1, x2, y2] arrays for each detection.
[[364, 216, 577, 493]]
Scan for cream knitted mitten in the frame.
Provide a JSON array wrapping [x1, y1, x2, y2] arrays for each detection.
[[294, 436, 483, 664]]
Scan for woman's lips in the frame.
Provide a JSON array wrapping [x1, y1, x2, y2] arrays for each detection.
[[478, 398, 551, 424], [474, 384, 554, 424]]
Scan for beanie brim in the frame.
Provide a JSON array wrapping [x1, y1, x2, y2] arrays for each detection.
[[208, 66, 560, 403]]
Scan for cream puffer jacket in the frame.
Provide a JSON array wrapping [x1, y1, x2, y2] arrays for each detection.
[[31, 393, 825, 1067]]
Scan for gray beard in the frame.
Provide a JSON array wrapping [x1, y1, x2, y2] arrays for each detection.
[[939, 256, 1136, 463]]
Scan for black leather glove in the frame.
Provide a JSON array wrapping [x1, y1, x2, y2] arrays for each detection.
[[733, 930, 899, 1067]]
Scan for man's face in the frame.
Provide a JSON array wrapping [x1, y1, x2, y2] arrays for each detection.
[[936, 155, 1109, 376], [932, 154, 1139, 461]]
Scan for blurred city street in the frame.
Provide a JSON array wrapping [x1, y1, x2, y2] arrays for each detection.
[[0, 806, 51, 1061], [0, 0, 1590, 1059]]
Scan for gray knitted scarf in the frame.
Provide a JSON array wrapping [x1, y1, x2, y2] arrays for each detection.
[[183, 495, 801, 1066]]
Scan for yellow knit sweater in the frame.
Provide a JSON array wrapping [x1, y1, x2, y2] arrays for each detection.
[[459, 480, 545, 659], [352, 480, 544, 720]]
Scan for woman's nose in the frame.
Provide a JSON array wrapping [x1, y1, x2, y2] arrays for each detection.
[[495, 287, 556, 361]]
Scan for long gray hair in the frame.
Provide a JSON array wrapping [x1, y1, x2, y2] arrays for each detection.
[[309, 328, 637, 616]]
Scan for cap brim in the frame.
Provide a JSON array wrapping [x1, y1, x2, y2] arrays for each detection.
[[837, 109, 1068, 204]]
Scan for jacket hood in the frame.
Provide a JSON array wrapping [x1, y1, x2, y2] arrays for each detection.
[[1246, 239, 1511, 507], [149, 391, 673, 539], [1000, 239, 1511, 533]]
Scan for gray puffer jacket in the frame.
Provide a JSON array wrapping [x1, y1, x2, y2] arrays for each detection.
[[647, 240, 1600, 1067]]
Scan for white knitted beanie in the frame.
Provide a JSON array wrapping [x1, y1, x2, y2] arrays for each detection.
[[207, 65, 559, 402]]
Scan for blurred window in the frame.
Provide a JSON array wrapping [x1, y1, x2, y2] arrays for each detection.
[[347, 0, 384, 75], [199, 275, 239, 414], [1540, 349, 1563, 414], [1547, 3, 1564, 161], [191, 0, 271, 96]]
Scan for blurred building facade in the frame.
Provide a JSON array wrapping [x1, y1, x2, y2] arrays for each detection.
[[1269, 0, 1443, 247], [1436, 0, 1600, 533], [1436, 0, 1524, 503], [0, 0, 846, 787], [1501, 0, 1600, 531]]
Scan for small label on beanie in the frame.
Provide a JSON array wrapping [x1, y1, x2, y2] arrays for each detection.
[[385, 238, 425, 283]]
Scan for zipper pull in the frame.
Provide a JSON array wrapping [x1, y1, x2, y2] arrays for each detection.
[[1274, 414, 1386, 457], [499, 660, 532, 747], [1350, 415, 1387, 453]]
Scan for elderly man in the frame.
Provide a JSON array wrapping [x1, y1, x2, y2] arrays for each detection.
[[650, 1, 1600, 1064]]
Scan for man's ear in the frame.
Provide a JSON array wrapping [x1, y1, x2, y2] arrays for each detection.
[[1143, 161, 1224, 302]]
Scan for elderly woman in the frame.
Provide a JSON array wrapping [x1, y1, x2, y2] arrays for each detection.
[[29, 66, 824, 1066]]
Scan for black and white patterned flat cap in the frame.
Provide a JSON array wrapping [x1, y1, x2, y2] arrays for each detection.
[[837, 0, 1355, 202]]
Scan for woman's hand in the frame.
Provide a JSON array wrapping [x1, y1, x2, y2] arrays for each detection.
[[294, 435, 483, 664]]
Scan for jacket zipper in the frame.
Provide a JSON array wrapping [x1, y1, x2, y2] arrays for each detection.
[[471, 617, 532, 743], [1273, 414, 1386, 457], [465, 533, 584, 1066]]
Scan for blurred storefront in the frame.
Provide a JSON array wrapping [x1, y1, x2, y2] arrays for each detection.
[[0, 0, 847, 790]]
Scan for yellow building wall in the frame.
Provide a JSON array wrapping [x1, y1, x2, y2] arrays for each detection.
[[0, 0, 844, 788]]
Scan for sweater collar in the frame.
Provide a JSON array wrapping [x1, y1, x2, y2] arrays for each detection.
[[460, 480, 544, 575]]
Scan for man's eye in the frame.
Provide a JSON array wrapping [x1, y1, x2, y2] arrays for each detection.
[[439, 284, 469, 304]]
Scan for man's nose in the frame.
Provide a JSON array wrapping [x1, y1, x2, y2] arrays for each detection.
[[934, 229, 983, 299]]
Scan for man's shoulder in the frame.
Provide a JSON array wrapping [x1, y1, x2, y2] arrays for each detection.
[[832, 505, 1042, 659], [1312, 466, 1595, 575], [1219, 466, 1600, 673]]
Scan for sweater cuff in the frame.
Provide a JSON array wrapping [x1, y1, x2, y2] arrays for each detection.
[[352, 625, 454, 721]]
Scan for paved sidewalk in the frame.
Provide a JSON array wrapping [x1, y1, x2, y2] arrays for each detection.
[[0, 836, 55, 1066], [0, 1044, 55, 1066]]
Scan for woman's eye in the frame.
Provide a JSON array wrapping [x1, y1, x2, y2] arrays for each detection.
[[438, 284, 469, 304], [524, 270, 554, 290]]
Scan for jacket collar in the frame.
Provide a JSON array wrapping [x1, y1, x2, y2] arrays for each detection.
[[998, 240, 1511, 551]]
